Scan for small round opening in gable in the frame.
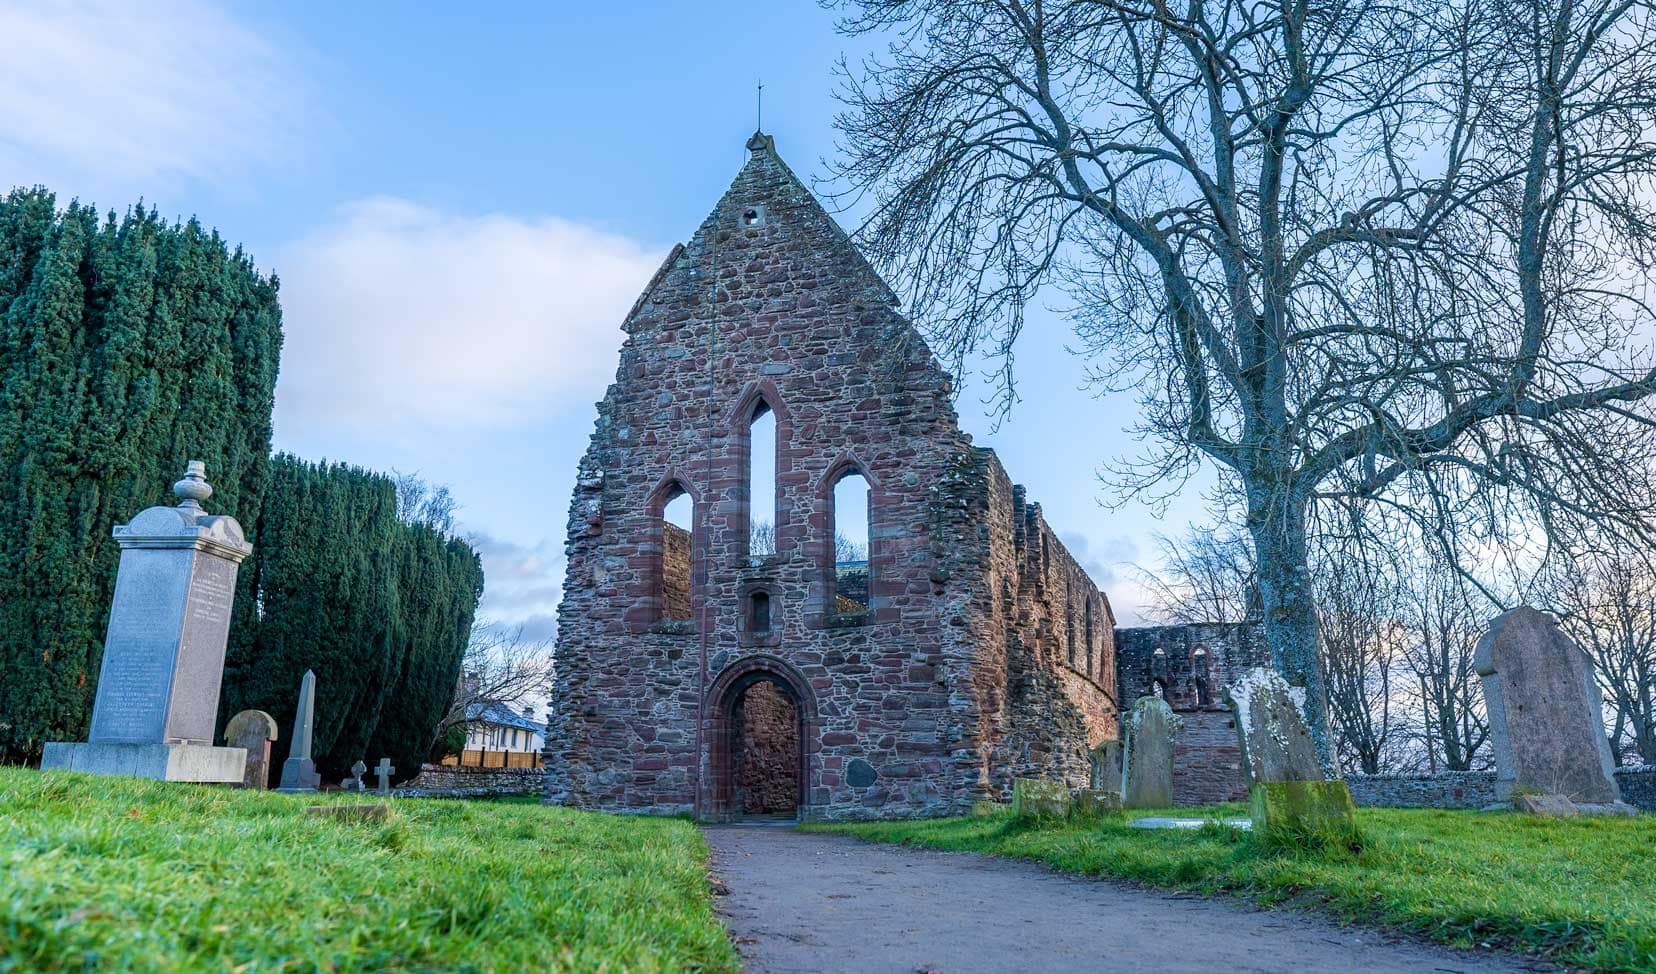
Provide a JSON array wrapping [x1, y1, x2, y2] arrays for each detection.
[[741, 205, 766, 227]]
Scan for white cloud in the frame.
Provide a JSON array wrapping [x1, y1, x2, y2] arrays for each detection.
[[467, 530, 567, 639], [273, 199, 665, 434], [0, 0, 304, 190]]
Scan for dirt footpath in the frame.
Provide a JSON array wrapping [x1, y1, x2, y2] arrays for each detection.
[[704, 825, 1546, 974]]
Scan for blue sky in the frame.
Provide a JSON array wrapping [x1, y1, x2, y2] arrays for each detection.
[[1, 0, 1217, 634]]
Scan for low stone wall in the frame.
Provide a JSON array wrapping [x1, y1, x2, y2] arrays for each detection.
[[1614, 766, 1656, 811], [1348, 768, 1656, 812], [1346, 771, 1498, 809], [395, 764, 546, 799]]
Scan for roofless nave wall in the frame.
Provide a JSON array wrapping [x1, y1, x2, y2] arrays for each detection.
[[544, 132, 1117, 820]]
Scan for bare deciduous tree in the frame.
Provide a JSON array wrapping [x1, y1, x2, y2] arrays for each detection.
[[1139, 526, 1257, 625], [1541, 551, 1656, 765], [394, 470, 459, 535], [1397, 559, 1491, 771], [433, 622, 554, 752], [1317, 540, 1400, 774], [830, 0, 1656, 759]]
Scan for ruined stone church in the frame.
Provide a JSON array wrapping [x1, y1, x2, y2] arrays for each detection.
[[544, 132, 1126, 821]]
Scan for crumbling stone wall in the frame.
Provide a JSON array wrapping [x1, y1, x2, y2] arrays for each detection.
[[1114, 624, 1266, 805], [544, 132, 1117, 821], [396, 764, 546, 798], [736, 681, 798, 813], [662, 523, 692, 621]]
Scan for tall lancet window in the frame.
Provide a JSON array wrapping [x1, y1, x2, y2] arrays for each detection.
[[831, 471, 871, 612], [748, 403, 777, 563], [661, 490, 695, 622]]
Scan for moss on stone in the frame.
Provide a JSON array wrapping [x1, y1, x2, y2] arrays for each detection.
[[1249, 780, 1360, 850], [1012, 778, 1070, 820]]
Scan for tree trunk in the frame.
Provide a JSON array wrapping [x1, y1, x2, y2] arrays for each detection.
[[1246, 486, 1334, 770]]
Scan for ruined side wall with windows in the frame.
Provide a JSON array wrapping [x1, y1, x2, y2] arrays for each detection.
[[930, 448, 1118, 798], [1115, 623, 1268, 804], [544, 132, 1118, 820]]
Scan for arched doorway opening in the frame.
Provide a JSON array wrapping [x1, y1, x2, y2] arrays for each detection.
[[705, 656, 816, 822]]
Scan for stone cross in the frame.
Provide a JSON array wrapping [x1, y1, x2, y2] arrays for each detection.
[[348, 760, 367, 791], [1122, 696, 1182, 808], [224, 710, 279, 789], [276, 670, 320, 792], [375, 758, 395, 795], [41, 461, 253, 782], [1476, 607, 1625, 807]]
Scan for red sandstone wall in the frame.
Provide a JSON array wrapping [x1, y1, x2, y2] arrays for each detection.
[[1172, 709, 1248, 805], [662, 522, 691, 621], [736, 681, 798, 813], [544, 133, 1119, 821]]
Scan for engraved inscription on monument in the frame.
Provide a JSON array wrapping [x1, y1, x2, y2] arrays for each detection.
[[40, 461, 254, 782]]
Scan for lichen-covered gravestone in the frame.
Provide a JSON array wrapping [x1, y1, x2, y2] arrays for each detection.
[[1011, 778, 1070, 820], [41, 462, 253, 782], [1070, 788, 1124, 822], [1122, 696, 1182, 808], [1228, 667, 1357, 843], [1089, 739, 1122, 794], [224, 710, 278, 790], [1475, 607, 1632, 813]]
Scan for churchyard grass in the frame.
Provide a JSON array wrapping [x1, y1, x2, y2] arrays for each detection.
[[0, 767, 738, 973], [810, 804, 1656, 972]]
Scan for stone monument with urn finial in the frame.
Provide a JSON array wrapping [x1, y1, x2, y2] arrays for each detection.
[[41, 461, 253, 782]]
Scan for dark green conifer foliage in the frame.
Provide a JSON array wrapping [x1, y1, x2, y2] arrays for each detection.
[[0, 191, 480, 774], [221, 457, 483, 781], [0, 191, 281, 761]]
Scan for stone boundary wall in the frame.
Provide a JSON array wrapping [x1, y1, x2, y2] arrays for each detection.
[[395, 764, 547, 799], [1348, 768, 1656, 812], [1346, 772, 1498, 809]]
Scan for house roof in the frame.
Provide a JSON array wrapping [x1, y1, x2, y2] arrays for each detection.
[[465, 701, 545, 735]]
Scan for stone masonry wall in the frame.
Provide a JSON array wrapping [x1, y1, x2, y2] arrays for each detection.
[[1348, 768, 1656, 812], [1172, 710, 1248, 805], [737, 681, 798, 813], [544, 132, 1119, 821], [396, 764, 546, 799], [662, 522, 692, 621]]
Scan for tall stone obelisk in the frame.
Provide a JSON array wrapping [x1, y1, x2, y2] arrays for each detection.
[[41, 461, 253, 782], [276, 670, 321, 792]]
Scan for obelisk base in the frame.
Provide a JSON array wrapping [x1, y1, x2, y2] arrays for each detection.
[[41, 741, 246, 783]]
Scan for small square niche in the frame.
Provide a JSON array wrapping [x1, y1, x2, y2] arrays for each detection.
[[741, 204, 767, 228]]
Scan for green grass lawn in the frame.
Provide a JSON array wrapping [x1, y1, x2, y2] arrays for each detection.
[[0, 767, 737, 973], [809, 804, 1656, 973]]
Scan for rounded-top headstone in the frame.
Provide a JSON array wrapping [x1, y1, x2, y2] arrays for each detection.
[[224, 709, 278, 747]]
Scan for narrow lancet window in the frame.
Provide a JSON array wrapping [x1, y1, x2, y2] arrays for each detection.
[[661, 490, 694, 622], [749, 404, 776, 562], [831, 472, 871, 612]]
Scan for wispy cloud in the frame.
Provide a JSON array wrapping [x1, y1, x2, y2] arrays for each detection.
[[273, 198, 664, 435], [466, 529, 567, 640], [0, 0, 306, 193]]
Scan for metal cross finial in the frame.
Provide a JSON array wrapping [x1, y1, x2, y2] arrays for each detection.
[[757, 79, 764, 131]]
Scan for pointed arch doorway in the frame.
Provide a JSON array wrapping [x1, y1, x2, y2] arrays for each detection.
[[704, 655, 817, 822]]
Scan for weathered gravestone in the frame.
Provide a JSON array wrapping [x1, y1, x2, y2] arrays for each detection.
[[1122, 696, 1182, 808], [224, 710, 278, 790], [344, 760, 367, 792], [1475, 607, 1631, 812], [41, 462, 252, 782], [1070, 788, 1124, 822], [1089, 738, 1123, 794], [1011, 778, 1070, 820], [276, 670, 321, 793], [375, 757, 396, 796], [1229, 667, 1357, 842]]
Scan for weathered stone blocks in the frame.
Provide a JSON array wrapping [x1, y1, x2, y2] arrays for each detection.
[[1012, 778, 1070, 820], [1229, 667, 1357, 845]]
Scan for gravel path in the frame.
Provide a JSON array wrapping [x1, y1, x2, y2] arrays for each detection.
[[704, 825, 1547, 974]]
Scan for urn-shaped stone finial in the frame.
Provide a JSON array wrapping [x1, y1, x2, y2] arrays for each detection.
[[173, 460, 213, 509]]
